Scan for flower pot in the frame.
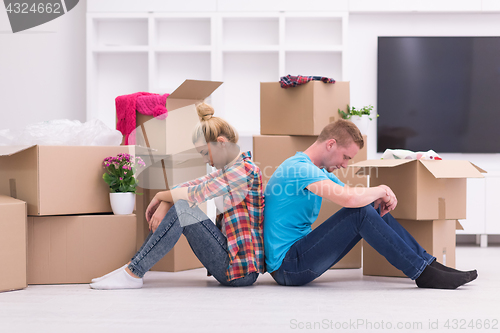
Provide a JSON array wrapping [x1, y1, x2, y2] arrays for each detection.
[[109, 192, 136, 215], [349, 115, 370, 135]]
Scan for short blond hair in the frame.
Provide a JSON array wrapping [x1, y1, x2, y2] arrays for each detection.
[[317, 119, 364, 149], [192, 102, 239, 144]]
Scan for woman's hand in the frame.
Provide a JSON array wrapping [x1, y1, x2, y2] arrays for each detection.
[[145, 195, 161, 223], [149, 201, 173, 233]]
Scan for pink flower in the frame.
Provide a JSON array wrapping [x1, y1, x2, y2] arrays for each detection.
[[124, 172, 127, 174], [119, 177, 123, 180]]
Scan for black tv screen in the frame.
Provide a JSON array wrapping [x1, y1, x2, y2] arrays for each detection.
[[377, 37, 500, 153]]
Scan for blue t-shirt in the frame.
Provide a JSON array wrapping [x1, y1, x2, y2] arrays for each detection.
[[264, 152, 344, 273]]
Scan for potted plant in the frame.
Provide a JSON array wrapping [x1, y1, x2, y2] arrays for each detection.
[[102, 153, 145, 215], [338, 104, 378, 134]]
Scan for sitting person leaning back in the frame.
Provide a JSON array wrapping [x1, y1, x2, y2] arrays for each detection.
[[264, 119, 477, 289], [90, 102, 265, 289]]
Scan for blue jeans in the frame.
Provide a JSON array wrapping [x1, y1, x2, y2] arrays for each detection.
[[128, 200, 258, 287], [271, 205, 435, 286]]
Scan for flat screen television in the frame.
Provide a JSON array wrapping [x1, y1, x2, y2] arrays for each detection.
[[377, 37, 500, 153]]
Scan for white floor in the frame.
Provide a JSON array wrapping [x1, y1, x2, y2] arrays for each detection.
[[1, 245, 499, 333]]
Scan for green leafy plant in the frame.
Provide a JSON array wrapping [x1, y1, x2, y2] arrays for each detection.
[[102, 153, 145, 193], [338, 104, 379, 121]]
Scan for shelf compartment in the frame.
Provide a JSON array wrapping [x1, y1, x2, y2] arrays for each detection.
[[92, 46, 149, 53], [95, 53, 149, 129], [94, 18, 148, 47], [222, 17, 279, 47], [285, 17, 343, 46], [285, 51, 342, 80], [222, 51, 279, 133], [155, 18, 211, 47], [156, 52, 212, 93]]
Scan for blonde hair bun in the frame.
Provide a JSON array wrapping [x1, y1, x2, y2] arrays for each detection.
[[196, 102, 215, 121]]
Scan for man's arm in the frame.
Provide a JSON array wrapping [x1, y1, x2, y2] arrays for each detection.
[[306, 180, 397, 215]]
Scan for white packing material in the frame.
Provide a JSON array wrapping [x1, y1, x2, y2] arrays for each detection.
[[0, 119, 123, 146], [381, 149, 442, 161]]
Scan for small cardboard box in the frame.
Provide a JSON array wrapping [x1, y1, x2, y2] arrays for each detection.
[[135, 187, 203, 272], [0, 145, 132, 216], [363, 219, 462, 277], [260, 81, 350, 135], [253, 134, 367, 187], [27, 214, 137, 284], [353, 159, 485, 220], [0, 195, 27, 293], [132, 80, 223, 156]]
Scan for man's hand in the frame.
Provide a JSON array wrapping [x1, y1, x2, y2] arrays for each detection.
[[375, 185, 398, 217], [149, 201, 173, 233]]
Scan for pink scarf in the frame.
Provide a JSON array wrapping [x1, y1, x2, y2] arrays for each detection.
[[115, 93, 169, 145]]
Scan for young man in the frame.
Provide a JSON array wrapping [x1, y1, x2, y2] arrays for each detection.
[[264, 119, 477, 289]]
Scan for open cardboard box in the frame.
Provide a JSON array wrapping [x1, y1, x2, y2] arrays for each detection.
[[363, 219, 463, 277], [0, 145, 132, 216], [260, 81, 350, 135], [132, 80, 223, 156], [135, 148, 207, 191], [352, 159, 486, 220], [0, 195, 27, 293], [27, 214, 137, 284]]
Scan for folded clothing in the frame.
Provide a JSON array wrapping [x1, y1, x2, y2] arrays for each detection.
[[279, 75, 336, 88], [381, 149, 442, 161], [116, 92, 169, 145]]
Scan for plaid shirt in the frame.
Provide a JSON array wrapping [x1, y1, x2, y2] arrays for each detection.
[[280, 74, 336, 88], [173, 151, 264, 281]]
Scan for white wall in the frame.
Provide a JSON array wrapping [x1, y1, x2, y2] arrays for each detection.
[[2, 4, 500, 169], [0, 0, 87, 130], [347, 12, 500, 166]]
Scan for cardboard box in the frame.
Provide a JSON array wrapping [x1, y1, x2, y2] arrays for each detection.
[[136, 149, 207, 191], [0, 196, 27, 293], [135, 187, 204, 272], [27, 214, 137, 284], [363, 219, 462, 277], [353, 159, 485, 220], [0, 145, 132, 216], [132, 80, 223, 156], [260, 81, 350, 135], [253, 134, 367, 187]]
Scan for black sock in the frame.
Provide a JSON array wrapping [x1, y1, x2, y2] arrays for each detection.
[[416, 265, 477, 289], [430, 260, 478, 280]]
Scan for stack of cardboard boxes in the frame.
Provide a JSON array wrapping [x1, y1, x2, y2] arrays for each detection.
[[354, 159, 485, 277], [0, 79, 225, 293], [254, 80, 366, 269], [0, 145, 137, 291], [131, 80, 222, 272]]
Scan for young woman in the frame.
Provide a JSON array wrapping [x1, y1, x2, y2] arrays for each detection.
[[90, 103, 265, 289]]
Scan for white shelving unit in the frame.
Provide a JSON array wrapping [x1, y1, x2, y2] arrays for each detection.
[[87, 10, 348, 134], [458, 171, 500, 247]]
